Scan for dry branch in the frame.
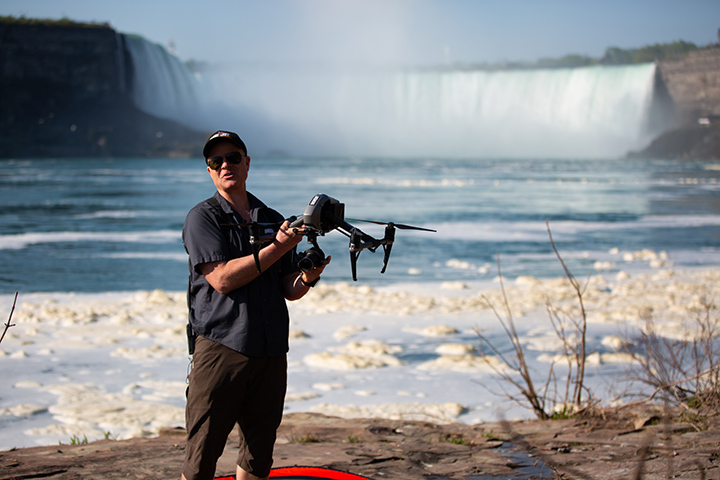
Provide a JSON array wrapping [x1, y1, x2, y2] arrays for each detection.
[[0, 291, 18, 345]]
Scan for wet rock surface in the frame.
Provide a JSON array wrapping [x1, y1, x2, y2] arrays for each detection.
[[1, 407, 718, 480], [627, 124, 720, 160]]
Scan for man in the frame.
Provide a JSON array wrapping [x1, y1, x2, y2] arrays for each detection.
[[181, 130, 329, 480]]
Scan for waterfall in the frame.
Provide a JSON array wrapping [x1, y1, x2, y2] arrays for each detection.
[[383, 65, 663, 157], [118, 33, 673, 158], [122, 34, 202, 126], [197, 62, 673, 158]]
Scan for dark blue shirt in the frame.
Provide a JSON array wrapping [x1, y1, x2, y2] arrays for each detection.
[[182, 191, 298, 356]]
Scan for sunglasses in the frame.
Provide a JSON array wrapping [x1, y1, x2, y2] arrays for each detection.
[[206, 151, 245, 170]]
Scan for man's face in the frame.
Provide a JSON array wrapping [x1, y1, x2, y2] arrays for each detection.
[[206, 142, 250, 193]]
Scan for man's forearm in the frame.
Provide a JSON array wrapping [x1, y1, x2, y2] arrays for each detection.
[[202, 241, 290, 294]]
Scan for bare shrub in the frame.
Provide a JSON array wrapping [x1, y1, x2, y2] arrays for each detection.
[[476, 255, 552, 420], [625, 295, 720, 425], [476, 221, 595, 420]]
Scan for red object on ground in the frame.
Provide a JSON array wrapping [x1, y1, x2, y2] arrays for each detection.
[[214, 466, 374, 479]]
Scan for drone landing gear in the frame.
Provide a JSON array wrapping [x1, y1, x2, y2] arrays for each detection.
[[380, 223, 395, 274], [348, 223, 396, 281]]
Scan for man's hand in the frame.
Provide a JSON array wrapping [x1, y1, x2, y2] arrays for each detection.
[[275, 220, 305, 252], [283, 255, 331, 301]]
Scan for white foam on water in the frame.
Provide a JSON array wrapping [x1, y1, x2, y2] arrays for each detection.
[[0, 231, 179, 250], [1, 266, 719, 450]]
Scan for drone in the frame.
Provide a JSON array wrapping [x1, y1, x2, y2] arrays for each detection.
[[241, 194, 435, 281]]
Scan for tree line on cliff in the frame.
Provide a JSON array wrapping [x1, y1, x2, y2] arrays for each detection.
[[439, 40, 704, 71]]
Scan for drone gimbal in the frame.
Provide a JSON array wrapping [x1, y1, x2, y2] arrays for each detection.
[[289, 194, 435, 281]]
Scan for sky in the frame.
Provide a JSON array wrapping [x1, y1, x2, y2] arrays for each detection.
[[2, 0, 719, 67]]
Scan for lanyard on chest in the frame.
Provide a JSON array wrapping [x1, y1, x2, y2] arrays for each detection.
[[206, 197, 278, 274]]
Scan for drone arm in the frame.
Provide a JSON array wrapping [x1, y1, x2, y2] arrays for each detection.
[[324, 212, 357, 236], [329, 213, 383, 250], [289, 216, 304, 229]]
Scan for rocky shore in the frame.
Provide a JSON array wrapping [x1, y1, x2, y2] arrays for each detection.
[[629, 48, 720, 160], [1, 407, 718, 480], [627, 124, 720, 160]]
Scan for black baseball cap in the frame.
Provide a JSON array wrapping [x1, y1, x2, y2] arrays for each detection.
[[203, 130, 248, 158]]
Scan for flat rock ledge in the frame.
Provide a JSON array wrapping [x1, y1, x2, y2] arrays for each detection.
[[1, 406, 718, 480]]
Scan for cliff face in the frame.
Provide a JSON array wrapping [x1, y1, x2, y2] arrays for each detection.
[[659, 48, 720, 121], [0, 20, 204, 158], [630, 49, 720, 160], [0, 22, 124, 107]]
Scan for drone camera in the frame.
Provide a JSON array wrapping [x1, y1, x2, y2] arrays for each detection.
[[297, 246, 326, 272]]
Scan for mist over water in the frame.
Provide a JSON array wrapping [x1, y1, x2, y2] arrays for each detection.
[[195, 63, 668, 159], [123, 36, 673, 159]]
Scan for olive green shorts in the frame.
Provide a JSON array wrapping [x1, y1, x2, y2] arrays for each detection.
[[182, 336, 287, 480]]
